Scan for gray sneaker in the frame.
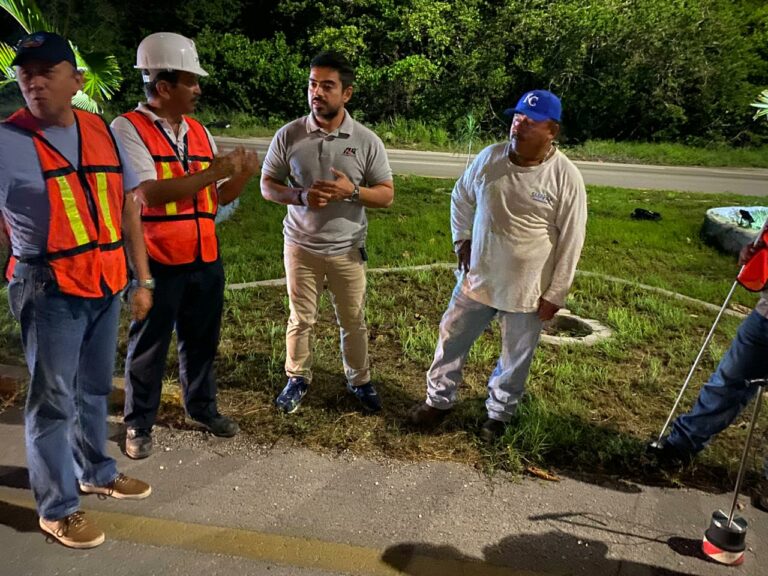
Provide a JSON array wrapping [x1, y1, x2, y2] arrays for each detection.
[[125, 428, 153, 459]]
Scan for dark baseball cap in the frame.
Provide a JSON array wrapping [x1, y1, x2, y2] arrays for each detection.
[[12, 31, 77, 67]]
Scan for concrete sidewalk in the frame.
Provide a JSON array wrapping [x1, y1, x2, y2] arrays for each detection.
[[0, 391, 766, 575]]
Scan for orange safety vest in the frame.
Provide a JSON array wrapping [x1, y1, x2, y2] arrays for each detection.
[[1, 215, 11, 282], [4, 108, 127, 297], [121, 111, 218, 265]]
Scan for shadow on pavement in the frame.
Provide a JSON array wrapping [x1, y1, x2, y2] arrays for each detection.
[[528, 511, 672, 544], [0, 465, 29, 489], [529, 511, 723, 568], [667, 537, 718, 565], [382, 531, 697, 575], [0, 500, 38, 533]]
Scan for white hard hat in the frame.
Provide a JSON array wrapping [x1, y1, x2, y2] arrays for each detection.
[[135, 32, 208, 81]]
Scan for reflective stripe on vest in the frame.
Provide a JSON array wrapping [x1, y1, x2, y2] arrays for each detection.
[[121, 110, 218, 265], [4, 108, 127, 297]]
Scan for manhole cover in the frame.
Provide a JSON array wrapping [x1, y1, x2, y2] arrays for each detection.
[[540, 310, 612, 346]]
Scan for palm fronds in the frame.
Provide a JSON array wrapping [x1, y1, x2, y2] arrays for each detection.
[[0, 41, 15, 88], [0, 0, 46, 33], [0, 0, 123, 112], [751, 89, 768, 122], [76, 50, 122, 102]]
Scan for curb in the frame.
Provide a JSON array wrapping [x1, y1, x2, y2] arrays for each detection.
[[0, 364, 26, 398], [0, 364, 181, 410]]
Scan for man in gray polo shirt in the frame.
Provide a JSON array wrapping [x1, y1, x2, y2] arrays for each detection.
[[261, 51, 394, 414]]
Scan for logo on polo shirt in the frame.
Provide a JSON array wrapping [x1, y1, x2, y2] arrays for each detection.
[[342, 147, 357, 156]]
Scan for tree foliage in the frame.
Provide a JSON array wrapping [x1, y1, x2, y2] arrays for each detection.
[[2, 0, 766, 143], [194, 30, 306, 121]]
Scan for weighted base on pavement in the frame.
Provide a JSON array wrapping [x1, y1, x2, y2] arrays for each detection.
[[702, 510, 747, 566]]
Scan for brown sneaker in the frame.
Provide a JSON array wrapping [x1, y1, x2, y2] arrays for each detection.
[[407, 402, 451, 429], [79, 473, 152, 500], [39, 511, 105, 549]]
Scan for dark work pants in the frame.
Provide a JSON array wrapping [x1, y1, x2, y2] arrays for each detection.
[[124, 259, 225, 429]]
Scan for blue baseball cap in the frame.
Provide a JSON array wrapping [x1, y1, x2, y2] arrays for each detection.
[[504, 90, 562, 123]]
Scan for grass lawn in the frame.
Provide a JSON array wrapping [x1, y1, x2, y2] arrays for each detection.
[[1, 176, 766, 490], [562, 140, 768, 169]]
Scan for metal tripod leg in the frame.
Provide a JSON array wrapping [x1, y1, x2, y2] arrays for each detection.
[[727, 381, 766, 526]]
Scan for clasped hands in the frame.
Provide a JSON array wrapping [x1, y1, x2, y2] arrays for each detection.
[[302, 167, 354, 208]]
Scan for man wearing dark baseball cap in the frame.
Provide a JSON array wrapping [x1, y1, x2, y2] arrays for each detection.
[[409, 88, 587, 443], [2, 30, 154, 549], [11, 31, 77, 68]]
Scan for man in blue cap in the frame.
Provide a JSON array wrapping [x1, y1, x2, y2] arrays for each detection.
[[408, 90, 587, 442]]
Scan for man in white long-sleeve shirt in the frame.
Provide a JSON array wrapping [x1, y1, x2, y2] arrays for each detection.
[[408, 90, 587, 442]]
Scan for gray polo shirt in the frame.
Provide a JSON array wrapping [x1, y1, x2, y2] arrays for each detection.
[[262, 111, 392, 255]]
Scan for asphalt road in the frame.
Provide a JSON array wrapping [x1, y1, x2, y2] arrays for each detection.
[[215, 136, 768, 196], [2, 407, 765, 576]]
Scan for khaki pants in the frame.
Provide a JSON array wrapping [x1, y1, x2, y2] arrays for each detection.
[[284, 243, 369, 386]]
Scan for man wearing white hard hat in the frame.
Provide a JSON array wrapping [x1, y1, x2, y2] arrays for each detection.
[[111, 32, 260, 459]]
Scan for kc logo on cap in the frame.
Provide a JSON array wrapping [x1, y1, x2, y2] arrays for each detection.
[[504, 89, 562, 123]]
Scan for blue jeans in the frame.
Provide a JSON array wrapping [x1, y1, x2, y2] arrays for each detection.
[[426, 282, 542, 422], [668, 310, 768, 478], [8, 263, 120, 520]]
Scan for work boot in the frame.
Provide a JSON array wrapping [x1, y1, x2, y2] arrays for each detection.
[[125, 427, 153, 459], [185, 413, 240, 437], [407, 402, 451, 429], [346, 382, 382, 413], [644, 439, 693, 469], [39, 510, 104, 549], [480, 418, 507, 444], [275, 377, 309, 414], [752, 477, 768, 513], [80, 473, 152, 500]]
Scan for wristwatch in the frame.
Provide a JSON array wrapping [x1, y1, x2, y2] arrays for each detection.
[[133, 278, 156, 291], [350, 184, 360, 203]]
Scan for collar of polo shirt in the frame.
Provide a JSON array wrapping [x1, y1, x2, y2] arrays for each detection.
[[306, 110, 354, 137]]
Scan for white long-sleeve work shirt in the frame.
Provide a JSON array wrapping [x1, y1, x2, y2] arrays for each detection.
[[451, 142, 587, 312]]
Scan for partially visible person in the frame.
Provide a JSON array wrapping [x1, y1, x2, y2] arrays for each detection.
[[0, 214, 9, 269], [652, 238, 768, 513], [408, 90, 587, 443], [261, 51, 393, 414], [0, 31, 152, 549], [111, 32, 260, 460]]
